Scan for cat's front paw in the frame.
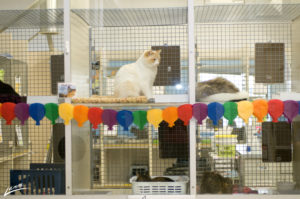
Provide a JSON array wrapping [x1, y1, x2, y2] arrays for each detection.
[[147, 98, 155, 103]]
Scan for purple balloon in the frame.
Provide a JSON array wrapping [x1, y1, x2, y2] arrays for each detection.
[[102, 109, 118, 130], [193, 103, 208, 125], [14, 103, 30, 125], [284, 100, 299, 123]]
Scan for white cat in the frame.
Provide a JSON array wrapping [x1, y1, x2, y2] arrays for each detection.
[[114, 50, 161, 100]]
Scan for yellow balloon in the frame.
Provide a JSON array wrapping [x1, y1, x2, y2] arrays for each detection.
[[237, 101, 253, 124], [59, 103, 74, 125], [73, 105, 89, 127], [147, 109, 163, 129]]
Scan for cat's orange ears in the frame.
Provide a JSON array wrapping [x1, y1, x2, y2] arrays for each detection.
[[145, 49, 162, 57], [156, 49, 162, 54]]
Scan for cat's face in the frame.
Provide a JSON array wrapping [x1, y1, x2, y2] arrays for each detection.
[[143, 50, 161, 67]]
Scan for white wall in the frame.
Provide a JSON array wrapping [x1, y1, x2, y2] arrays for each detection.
[[0, 0, 64, 10], [89, 0, 187, 9], [291, 16, 300, 92], [70, 12, 90, 97]]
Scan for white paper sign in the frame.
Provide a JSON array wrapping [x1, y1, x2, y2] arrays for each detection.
[[15, 125, 23, 146]]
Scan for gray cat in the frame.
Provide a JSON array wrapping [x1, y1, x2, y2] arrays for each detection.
[[196, 77, 248, 102]]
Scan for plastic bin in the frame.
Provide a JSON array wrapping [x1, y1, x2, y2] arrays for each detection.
[[200, 132, 214, 149], [130, 176, 189, 195]]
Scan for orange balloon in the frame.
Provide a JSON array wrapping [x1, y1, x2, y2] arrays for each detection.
[[73, 105, 89, 127], [237, 101, 253, 124], [162, 107, 178, 127], [147, 109, 163, 129], [252, 99, 268, 123]]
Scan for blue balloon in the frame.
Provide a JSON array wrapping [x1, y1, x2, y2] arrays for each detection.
[[298, 101, 300, 114], [207, 102, 224, 126], [117, 110, 133, 131], [29, 103, 45, 125]]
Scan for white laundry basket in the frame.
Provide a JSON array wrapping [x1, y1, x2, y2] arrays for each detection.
[[130, 176, 189, 195]]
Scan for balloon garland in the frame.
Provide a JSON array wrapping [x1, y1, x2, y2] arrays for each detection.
[[0, 99, 300, 130]]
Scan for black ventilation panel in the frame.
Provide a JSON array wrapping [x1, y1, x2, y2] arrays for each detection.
[[151, 46, 180, 86], [51, 54, 64, 95], [262, 122, 291, 162]]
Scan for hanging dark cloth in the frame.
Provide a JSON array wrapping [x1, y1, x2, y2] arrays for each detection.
[[158, 119, 189, 158]]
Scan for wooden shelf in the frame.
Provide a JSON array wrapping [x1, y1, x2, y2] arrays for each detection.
[[93, 183, 131, 189], [72, 102, 183, 108], [0, 150, 30, 163], [93, 143, 158, 149]]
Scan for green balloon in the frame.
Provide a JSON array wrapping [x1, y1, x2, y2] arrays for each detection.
[[133, 110, 148, 130], [223, 102, 238, 125], [45, 103, 59, 125]]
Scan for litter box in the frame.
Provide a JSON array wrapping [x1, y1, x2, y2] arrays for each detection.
[[130, 176, 189, 195]]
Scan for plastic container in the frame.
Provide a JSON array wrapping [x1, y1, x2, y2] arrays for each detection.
[[276, 181, 296, 192], [215, 135, 237, 157], [200, 132, 214, 149], [130, 176, 189, 195]]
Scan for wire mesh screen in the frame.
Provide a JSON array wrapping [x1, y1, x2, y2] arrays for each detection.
[[91, 25, 188, 97], [87, 106, 189, 195], [75, 6, 191, 194], [195, 22, 296, 194], [0, 9, 64, 194]]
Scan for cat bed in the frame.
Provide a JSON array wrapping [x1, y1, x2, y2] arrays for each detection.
[[72, 96, 147, 103], [197, 91, 249, 103], [272, 92, 300, 101], [130, 175, 189, 195]]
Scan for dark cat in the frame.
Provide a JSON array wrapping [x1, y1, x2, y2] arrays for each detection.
[[200, 171, 233, 194], [0, 80, 20, 96], [136, 172, 174, 182], [0, 80, 21, 103], [196, 77, 248, 102]]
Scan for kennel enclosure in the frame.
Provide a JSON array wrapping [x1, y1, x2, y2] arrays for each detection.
[[1, 0, 300, 197]]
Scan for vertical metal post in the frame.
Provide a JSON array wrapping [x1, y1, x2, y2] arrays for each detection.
[[188, 0, 197, 195], [89, 28, 92, 97], [64, 0, 72, 195], [148, 106, 153, 177]]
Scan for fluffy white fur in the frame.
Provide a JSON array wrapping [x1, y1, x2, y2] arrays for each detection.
[[114, 50, 161, 99], [199, 91, 249, 102]]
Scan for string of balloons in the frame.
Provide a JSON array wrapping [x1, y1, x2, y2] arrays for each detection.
[[0, 100, 299, 130]]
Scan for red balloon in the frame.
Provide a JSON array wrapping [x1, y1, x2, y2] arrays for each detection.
[[268, 99, 284, 123], [178, 104, 193, 126], [1, 102, 16, 125], [88, 107, 103, 129]]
